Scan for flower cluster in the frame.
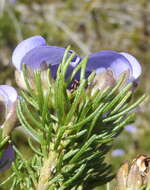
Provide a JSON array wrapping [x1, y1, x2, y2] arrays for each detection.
[[12, 35, 141, 85], [0, 35, 142, 174]]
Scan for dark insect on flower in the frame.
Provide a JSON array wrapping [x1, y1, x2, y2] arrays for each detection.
[[70, 80, 80, 92]]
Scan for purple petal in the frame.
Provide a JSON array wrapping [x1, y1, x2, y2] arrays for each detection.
[[86, 50, 133, 80], [111, 149, 125, 157], [21, 46, 81, 78], [12, 36, 46, 70], [0, 85, 17, 108], [125, 124, 137, 134], [70, 55, 81, 67], [22, 46, 66, 69], [120, 52, 142, 80], [68, 50, 82, 67], [9, 0, 16, 4], [0, 144, 15, 173]]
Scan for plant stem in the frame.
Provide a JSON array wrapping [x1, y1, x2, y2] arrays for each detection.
[[37, 151, 57, 190]]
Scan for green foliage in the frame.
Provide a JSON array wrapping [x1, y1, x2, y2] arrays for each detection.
[[0, 48, 146, 190], [141, 186, 150, 190], [0, 11, 17, 46]]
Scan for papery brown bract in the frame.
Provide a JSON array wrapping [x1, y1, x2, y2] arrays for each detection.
[[115, 155, 150, 190]]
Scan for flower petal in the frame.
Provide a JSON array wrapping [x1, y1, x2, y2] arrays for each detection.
[[125, 124, 137, 134], [111, 149, 125, 157], [21, 46, 65, 69], [0, 85, 18, 106], [120, 52, 142, 80], [86, 50, 132, 79], [0, 144, 15, 173], [21, 46, 81, 78], [12, 36, 46, 70]]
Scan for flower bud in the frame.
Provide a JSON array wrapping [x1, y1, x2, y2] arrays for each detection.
[[0, 85, 18, 137], [116, 155, 150, 190]]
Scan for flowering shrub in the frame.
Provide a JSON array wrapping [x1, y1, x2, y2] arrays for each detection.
[[0, 36, 147, 190]]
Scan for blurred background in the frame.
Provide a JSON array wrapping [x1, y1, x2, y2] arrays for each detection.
[[0, 0, 150, 189]]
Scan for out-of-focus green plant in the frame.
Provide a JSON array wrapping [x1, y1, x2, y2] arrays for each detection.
[[0, 11, 17, 47]]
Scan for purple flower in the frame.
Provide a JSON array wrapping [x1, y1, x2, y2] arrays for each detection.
[[0, 85, 18, 125], [86, 50, 141, 85], [125, 124, 137, 134], [0, 85, 17, 172], [0, 84, 18, 135], [0, 85, 17, 124], [12, 36, 142, 90], [0, 144, 14, 173], [111, 149, 125, 157], [0, 85, 18, 109], [12, 36, 81, 79], [12, 36, 46, 71]]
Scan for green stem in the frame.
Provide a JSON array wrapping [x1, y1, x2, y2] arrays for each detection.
[[37, 151, 57, 190]]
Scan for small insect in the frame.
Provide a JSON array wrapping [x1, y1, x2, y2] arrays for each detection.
[[70, 80, 80, 92]]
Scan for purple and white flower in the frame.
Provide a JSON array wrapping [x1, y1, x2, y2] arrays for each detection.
[[86, 50, 141, 89], [12, 36, 81, 79], [0, 85, 17, 173], [12, 36, 142, 90], [0, 85, 18, 128], [0, 85, 18, 136], [0, 85, 18, 111]]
